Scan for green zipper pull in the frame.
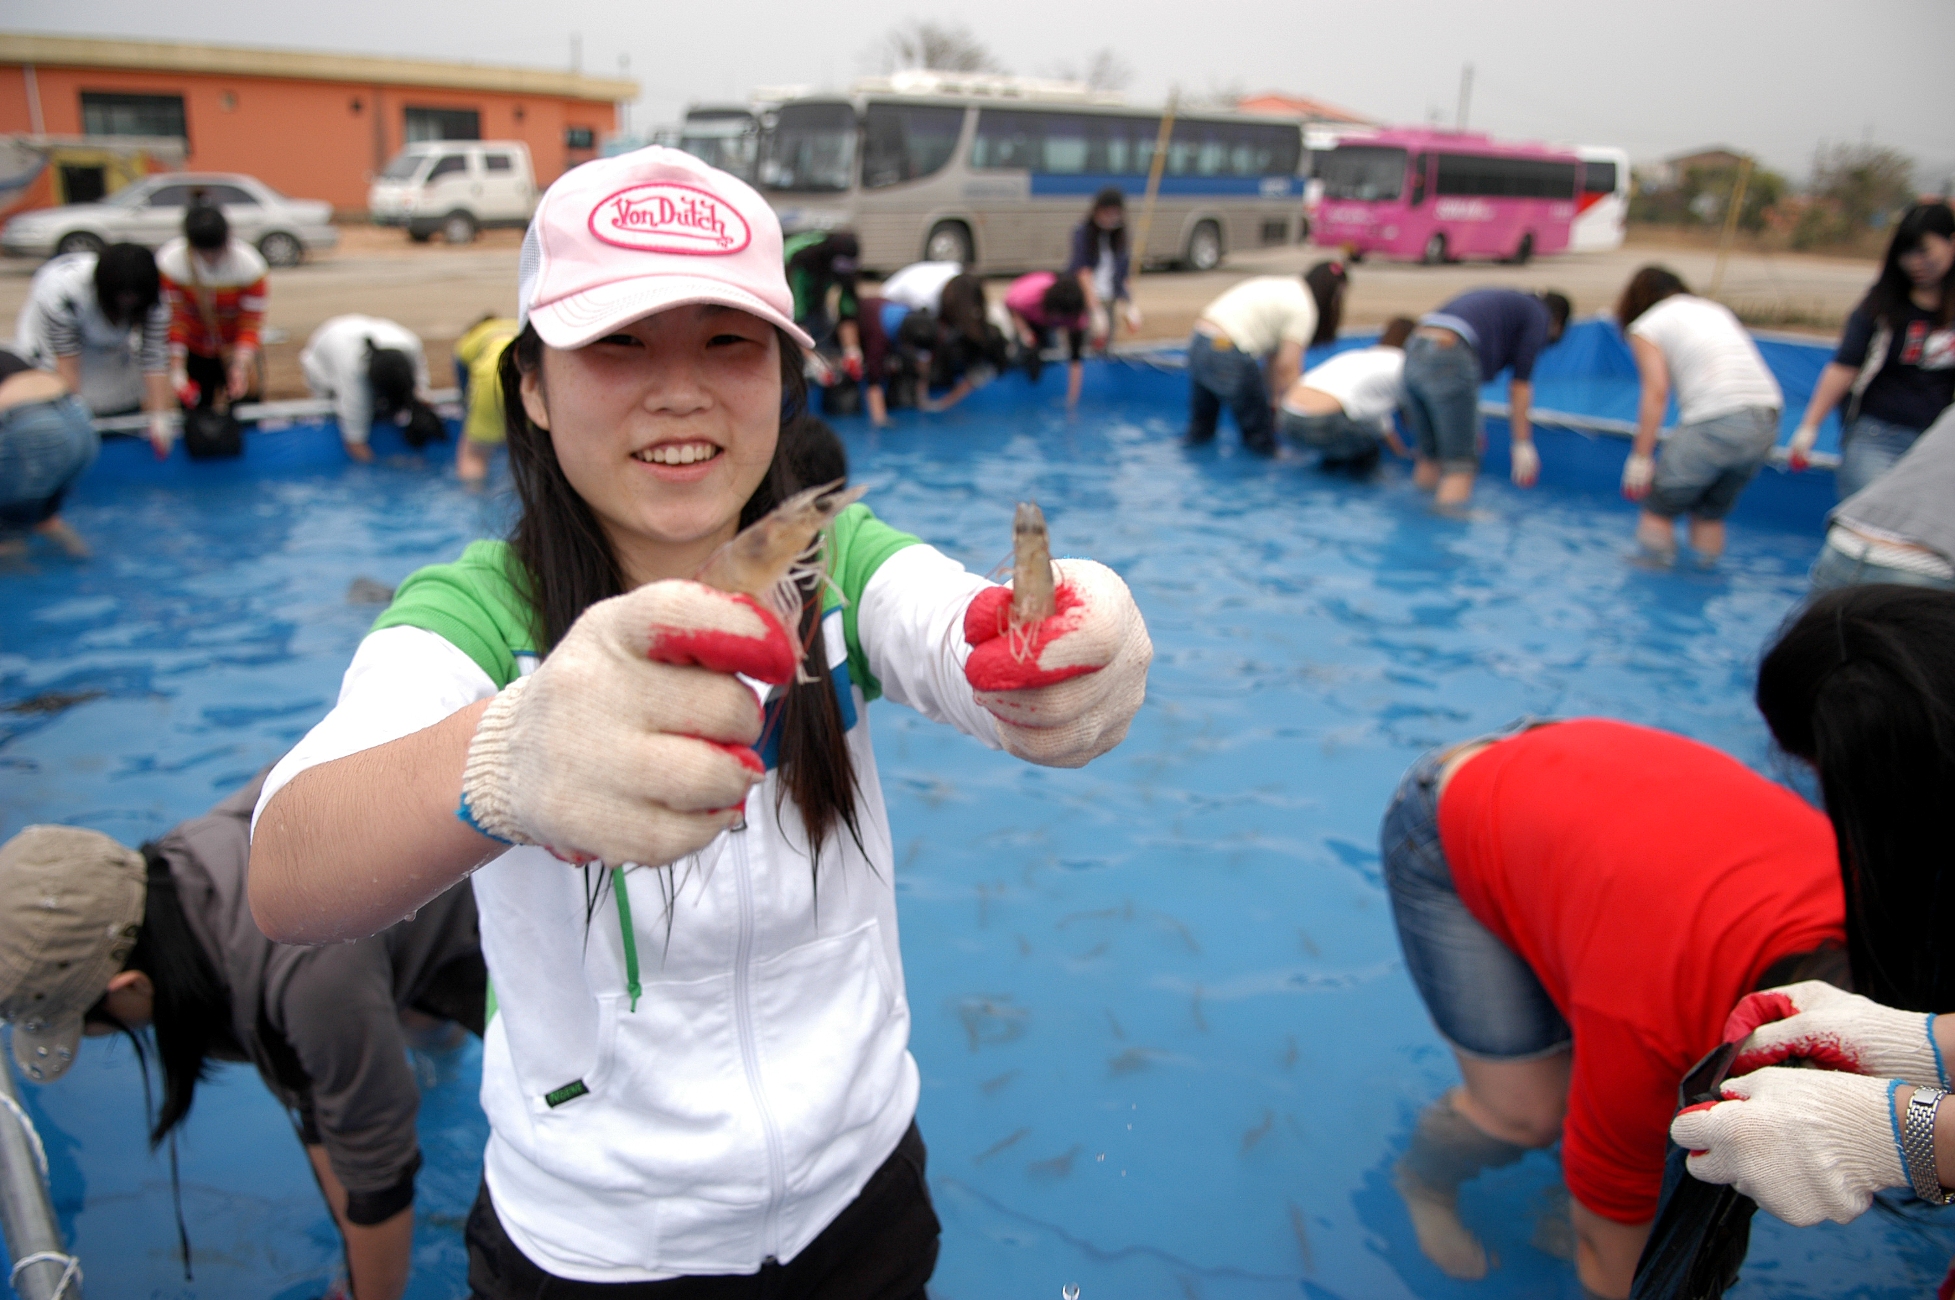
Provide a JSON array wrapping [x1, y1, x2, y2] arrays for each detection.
[[612, 865, 642, 1012]]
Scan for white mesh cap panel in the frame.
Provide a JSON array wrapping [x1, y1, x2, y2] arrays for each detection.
[[516, 220, 544, 331]]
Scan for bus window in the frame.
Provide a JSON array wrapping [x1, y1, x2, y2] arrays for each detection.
[[971, 109, 1041, 170], [1409, 153, 1428, 207], [862, 103, 965, 189], [1438, 154, 1577, 199], [1317, 145, 1407, 202], [762, 102, 856, 193], [1094, 117, 1157, 175], [1583, 159, 1618, 195], [1041, 115, 1091, 174]]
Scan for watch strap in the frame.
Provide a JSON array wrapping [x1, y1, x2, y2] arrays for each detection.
[[1903, 1087, 1953, 1205]]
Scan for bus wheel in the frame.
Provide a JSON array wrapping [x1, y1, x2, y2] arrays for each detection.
[[1185, 221, 1223, 272], [1509, 233, 1534, 266], [1421, 232, 1448, 266], [925, 221, 973, 266]]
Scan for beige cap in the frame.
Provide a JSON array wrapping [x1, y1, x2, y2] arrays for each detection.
[[0, 827, 145, 1082]]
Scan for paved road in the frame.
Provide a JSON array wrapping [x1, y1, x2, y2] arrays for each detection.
[[0, 226, 1874, 400]]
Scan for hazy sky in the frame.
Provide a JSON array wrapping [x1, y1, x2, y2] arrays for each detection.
[[13, 0, 1954, 185]]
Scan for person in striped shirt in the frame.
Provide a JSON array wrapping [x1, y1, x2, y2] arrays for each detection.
[[158, 203, 268, 412]]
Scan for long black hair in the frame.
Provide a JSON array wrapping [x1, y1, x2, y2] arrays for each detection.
[[82, 848, 235, 1144], [1860, 202, 1955, 331], [94, 243, 161, 330], [1303, 260, 1347, 347], [1083, 187, 1126, 258], [498, 321, 864, 864], [1755, 585, 1955, 1012]]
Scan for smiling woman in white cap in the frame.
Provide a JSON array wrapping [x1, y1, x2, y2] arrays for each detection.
[[247, 147, 1154, 1297]]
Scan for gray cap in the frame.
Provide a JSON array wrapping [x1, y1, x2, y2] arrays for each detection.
[[0, 826, 145, 1082]]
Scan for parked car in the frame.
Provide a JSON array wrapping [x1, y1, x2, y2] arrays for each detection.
[[367, 141, 537, 244], [0, 172, 337, 266]]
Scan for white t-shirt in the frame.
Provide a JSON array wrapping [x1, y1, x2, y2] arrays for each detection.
[[878, 261, 962, 313], [297, 314, 430, 445], [1627, 294, 1782, 426], [1293, 346, 1405, 424], [12, 252, 171, 414], [1199, 277, 1318, 357]]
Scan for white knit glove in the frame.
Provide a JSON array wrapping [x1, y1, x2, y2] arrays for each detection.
[[1621, 451, 1654, 499], [1787, 423, 1820, 471], [1671, 1066, 1904, 1226], [1725, 980, 1944, 1087], [459, 581, 798, 867], [1510, 439, 1540, 487], [962, 558, 1151, 768]]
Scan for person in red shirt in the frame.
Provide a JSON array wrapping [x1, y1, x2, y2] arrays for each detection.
[[1379, 717, 1844, 1298], [1003, 271, 1089, 411], [158, 202, 269, 411]]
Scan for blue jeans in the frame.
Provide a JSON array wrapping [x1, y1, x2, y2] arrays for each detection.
[[1809, 540, 1955, 593], [1644, 406, 1780, 521], [1836, 413, 1922, 500], [0, 395, 98, 532], [1379, 720, 1572, 1061], [1399, 334, 1481, 474], [1186, 333, 1275, 453], [1277, 408, 1381, 462]]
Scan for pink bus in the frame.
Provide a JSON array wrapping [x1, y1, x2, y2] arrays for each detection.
[[1309, 129, 1581, 265]]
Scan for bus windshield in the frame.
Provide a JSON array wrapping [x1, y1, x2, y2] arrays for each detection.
[[763, 103, 856, 193], [1317, 146, 1407, 202], [681, 113, 759, 182]]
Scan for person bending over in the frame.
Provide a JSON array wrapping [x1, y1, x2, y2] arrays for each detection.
[[920, 273, 1009, 414], [1615, 266, 1783, 564], [0, 768, 484, 1300], [1787, 202, 1954, 498], [877, 260, 962, 316], [1003, 270, 1090, 411], [13, 243, 176, 454], [300, 315, 442, 463], [1806, 404, 1955, 592], [1673, 587, 1955, 1232], [247, 148, 1152, 1298], [0, 345, 97, 557], [1380, 718, 1842, 1298], [1403, 287, 1569, 506], [454, 315, 520, 483], [1277, 316, 1415, 471], [158, 203, 267, 413], [1185, 262, 1346, 455]]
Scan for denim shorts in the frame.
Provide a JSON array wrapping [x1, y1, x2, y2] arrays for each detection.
[[1399, 334, 1482, 473], [1644, 405, 1779, 521], [1277, 408, 1381, 461], [1379, 719, 1572, 1061]]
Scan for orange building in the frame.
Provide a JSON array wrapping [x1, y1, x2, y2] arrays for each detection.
[[0, 33, 636, 212]]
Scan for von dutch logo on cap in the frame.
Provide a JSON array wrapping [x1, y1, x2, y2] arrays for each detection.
[[589, 182, 752, 256]]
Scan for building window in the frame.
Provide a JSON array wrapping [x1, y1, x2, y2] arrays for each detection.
[[80, 91, 186, 139], [405, 107, 481, 143], [565, 126, 595, 151]]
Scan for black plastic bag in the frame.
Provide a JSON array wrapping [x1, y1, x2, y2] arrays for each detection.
[[183, 406, 243, 460], [1630, 1041, 1757, 1300]]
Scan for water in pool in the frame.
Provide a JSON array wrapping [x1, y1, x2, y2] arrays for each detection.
[[3, 373, 1949, 1299]]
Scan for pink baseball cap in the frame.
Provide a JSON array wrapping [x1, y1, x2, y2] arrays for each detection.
[[518, 146, 814, 350]]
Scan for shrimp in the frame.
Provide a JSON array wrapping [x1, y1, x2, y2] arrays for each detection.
[[694, 478, 866, 664], [1008, 501, 1056, 661]]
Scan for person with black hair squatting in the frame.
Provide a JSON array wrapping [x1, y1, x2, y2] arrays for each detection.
[[248, 148, 1152, 1299]]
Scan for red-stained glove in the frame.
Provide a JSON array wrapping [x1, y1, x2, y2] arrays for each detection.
[[1724, 979, 1945, 1088], [1787, 424, 1820, 472], [842, 347, 864, 381], [963, 558, 1151, 768], [459, 581, 797, 866]]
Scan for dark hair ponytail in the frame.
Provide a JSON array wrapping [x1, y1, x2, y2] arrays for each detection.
[[499, 324, 861, 868], [1756, 585, 1955, 1012], [1615, 264, 1688, 329], [1303, 260, 1346, 346]]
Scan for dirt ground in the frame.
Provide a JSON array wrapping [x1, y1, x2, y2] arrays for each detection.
[[0, 224, 1876, 401]]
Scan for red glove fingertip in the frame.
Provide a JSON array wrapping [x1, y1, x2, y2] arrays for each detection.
[[702, 740, 766, 775], [1722, 990, 1798, 1044], [963, 586, 1012, 647], [647, 594, 798, 684]]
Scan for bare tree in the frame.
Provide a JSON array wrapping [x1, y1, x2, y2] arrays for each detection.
[[1082, 48, 1133, 92], [883, 21, 1003, 74], [1184, 77, 1248, 111], [1809, 141, 1917, 229]]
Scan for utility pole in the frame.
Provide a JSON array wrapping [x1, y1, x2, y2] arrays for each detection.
[[618, 53, 631, 136], [1456, 63, 1474, 131]]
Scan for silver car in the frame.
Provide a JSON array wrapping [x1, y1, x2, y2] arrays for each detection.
[[0, 172, 338, 267]]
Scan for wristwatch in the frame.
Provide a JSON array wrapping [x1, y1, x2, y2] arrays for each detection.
[[1903, 1087, 1954, 1205]]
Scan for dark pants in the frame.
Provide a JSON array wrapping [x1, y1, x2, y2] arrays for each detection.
[[1186, 333, 1275, 453], [465, 1123, 939, 1300], [184, 351, 227, 410]]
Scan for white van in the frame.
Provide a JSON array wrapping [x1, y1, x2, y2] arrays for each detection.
[[368, 141, 536, 244]]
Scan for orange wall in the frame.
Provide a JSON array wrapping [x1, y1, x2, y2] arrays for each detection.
[[0, 64, 616, 210]]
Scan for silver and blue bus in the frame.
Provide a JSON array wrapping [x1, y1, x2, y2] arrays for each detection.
[[758, 78, 1307, 275]]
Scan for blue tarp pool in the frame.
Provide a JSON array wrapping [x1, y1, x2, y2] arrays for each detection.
[[3, 329, 1949, 1299]]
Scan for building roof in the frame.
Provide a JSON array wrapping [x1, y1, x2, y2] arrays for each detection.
[[0, 32, 637, 103], [1236, 92, 1372, 125]]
